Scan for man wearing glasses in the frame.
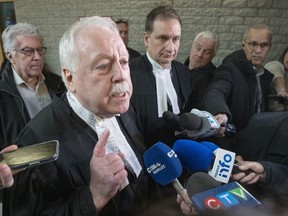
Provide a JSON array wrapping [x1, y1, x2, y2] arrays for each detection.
[[201, 23, 274, 132], [0, 23, 65, 149]]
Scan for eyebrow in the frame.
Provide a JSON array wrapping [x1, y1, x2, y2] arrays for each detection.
[[195, 43, 213, 50]]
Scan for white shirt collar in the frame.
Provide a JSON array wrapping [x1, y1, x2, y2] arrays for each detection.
[[12, 66, 45, 87]]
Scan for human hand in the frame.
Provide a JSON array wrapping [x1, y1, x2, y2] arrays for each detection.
[[232, 156, 265, 185], [176, 189, 197, 215], [214, 114, 228, 137], [215, 113, 228, 126], [89, 129, 127, 211], [277, 89, 288, 98], [0, 145, 19, 188]]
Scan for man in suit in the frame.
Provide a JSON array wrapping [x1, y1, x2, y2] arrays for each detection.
[[4, 16, 184, 216], [129, 5, 192, 148]]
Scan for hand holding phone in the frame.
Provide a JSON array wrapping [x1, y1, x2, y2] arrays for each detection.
[[0, 140, 59, 170]]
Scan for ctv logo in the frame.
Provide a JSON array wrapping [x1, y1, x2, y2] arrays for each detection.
[[204, 187, 247, 210]]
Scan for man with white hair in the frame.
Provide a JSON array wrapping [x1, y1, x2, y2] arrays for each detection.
[[4, 16, 191, 216], [184, 30, 219, 109], [0, 23, 65, 149]]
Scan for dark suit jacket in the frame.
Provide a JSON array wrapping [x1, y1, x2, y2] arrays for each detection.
[[202, 50, 273, 131], [0, 60, 66, 149], [129, 54, 192, 147], [127, 47, 141, 60], [4, 93, 162, 216]]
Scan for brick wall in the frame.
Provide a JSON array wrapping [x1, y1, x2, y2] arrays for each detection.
[[14, 0, 288, 74]]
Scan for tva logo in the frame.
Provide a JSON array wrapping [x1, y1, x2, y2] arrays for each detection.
[[204, 187, 247, 210]]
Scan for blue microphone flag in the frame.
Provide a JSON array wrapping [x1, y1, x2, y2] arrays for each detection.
[[200, 141, 219, 152], [173, 139, 214, 171], [143, 142, 182, 185]]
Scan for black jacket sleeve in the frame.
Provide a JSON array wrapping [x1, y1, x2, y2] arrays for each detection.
[[259, 161, 288, 196]]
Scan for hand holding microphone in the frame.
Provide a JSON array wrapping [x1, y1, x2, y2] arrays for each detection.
[[162, 109, 236, 140], [232, 156, 265, 185], [173, 139, 253, 183], [162, 111, 213, 139]]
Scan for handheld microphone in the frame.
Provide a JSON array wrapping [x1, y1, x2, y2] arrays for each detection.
[[198, 141, 252, 176], [179, 112, 211, 138], [187, 172, 261, 212], [173, 139, 236, 183], [173, 139, 214, 172], [162, 111, 183, 132], [187, 172, 221, 197], [190, 108, 221, 138], [143, 142, 185, 199], [162, 111, 212, 138]]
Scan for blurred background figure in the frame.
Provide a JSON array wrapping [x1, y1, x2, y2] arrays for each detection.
[[114, 18, 141, 60], [0, 23, 65, 149], [201, 23, 273, 132], [265, 46, 288, 111], [184, 30, 219, 109]]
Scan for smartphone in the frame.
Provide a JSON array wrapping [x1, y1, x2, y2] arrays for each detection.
[[0, 140, 59, 170]]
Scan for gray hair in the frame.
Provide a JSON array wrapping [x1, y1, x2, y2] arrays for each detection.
[[1, 23, 43, 53], [193, 31, 219, 55], [243, 23, 272, 42], [59, 16, 119, 79]]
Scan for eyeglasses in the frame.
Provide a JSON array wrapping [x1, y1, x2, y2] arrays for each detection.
[[245, 41, 271, 51], [14, 47, 47, 56]]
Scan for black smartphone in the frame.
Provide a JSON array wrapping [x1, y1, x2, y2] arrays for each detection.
[[0, 140, 59, 170]]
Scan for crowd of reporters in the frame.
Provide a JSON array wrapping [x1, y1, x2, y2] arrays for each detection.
[[0, 4, 288, 216]]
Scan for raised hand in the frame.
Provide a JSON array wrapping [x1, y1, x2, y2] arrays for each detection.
[[89, 129, 127, 211]]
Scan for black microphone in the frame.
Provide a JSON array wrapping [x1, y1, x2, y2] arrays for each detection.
[[162, 111, 183, 132], [187, 172, 221, 197], [179, 112, 211, 138], [162, 111, 211, 138], [178, 112, 202, 130]]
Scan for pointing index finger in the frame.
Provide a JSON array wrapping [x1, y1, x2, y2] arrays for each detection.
[[93, 129, 110, 157]]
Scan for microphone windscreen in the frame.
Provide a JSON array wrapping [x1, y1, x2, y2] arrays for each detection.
[[173, 139, 214, 171], [144, 142, 182, 185], [187, 172, 221, 198], [162, 111, 182, 131], [162, 111, 178, 121], [200, 141, 219, 152], [179, 112, 202, 130]]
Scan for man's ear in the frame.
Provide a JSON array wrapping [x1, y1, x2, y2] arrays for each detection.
[[6, 53, 15, 63], [143, 32, 149, 48], [62, 68, 76, 93], [6, 53, 12, 60], [241, 43, 245, 48]]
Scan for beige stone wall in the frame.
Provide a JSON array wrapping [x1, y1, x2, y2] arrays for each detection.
[[13, 0, 288, 74]]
